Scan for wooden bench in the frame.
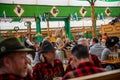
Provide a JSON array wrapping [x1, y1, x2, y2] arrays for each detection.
[[69, 69, 120, 80]]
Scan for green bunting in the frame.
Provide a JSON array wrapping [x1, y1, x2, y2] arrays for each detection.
[[11, 17, 22, 22]]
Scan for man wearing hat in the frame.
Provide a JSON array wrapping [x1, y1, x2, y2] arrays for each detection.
[[101, 36, 119, 60], [33, 40, 65, 80], [0, 37, 34, 79]]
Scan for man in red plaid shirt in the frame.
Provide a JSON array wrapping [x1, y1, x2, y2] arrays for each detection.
[[62, 44, 105, 80], [65, 54, 103, 73], [33, 40, 64, 80], [65, 38, 103, 73], [0, 37, 34, 80]]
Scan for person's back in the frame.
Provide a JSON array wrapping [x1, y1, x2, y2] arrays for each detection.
[[90, 43, 104, 60], [63, 62, 105, 79], [101, 47, 111, 60], [89, 38, 104, 60], [65, 38, 103, 73], [65, 54, 103, 73]]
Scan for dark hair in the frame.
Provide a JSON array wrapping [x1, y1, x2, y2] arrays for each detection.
[[104, 33, 107, 36], [71, 44, 89, 60], [26, 33, 30, 37], [93, 38, 98, 43]]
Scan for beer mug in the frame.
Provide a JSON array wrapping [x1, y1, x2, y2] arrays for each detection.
[[113, 54, 119, 62], [109, 54, 113, 60], [62, 58, 68, 70], [118, 52, 120, 60]]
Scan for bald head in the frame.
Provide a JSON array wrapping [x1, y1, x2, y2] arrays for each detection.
[[77, 38, 88, 47]]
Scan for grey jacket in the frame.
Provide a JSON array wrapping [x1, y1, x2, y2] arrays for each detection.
[[89, 43, 104, 60], [101, 48, 112, 60]]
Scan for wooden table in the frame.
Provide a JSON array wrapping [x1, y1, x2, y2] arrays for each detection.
[[101, 60, 120, 69], [102, 60, 120, 64]]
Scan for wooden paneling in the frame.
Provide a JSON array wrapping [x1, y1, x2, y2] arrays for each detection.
[[101, 22, 120, 37], [0, 27, 94, 38]]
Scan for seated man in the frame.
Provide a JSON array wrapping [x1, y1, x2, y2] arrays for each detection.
[[62, 44, 105, 80], [89, 38, 104, 60], [0, 37, 33, 80], [33, 40, 65, 80], [101, 36, 119, 60], [65, 38, 102, 73]]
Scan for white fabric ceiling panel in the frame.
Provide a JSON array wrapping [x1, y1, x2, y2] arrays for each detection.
[[0, 0, 119, 6]]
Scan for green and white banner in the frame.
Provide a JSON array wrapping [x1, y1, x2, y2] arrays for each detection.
[[0, 0, 119, 6]]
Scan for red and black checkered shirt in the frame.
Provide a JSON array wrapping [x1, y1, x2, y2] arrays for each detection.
[[63, 61, 105, 80], [65, 54, 103, 73], [90, 54, 102, 68], [0, 73, 33, 80], [33, 59, 65, 80]]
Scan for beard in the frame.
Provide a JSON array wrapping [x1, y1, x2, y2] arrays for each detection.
[[49, 57, 55, 62], [14, 67, 28, 78]]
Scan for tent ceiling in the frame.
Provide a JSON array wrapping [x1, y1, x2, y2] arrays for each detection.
[[0, 0, 120, 6]]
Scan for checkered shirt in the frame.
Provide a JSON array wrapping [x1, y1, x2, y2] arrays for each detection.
[[0, 73, 33, 80], [33, 59, 65, 80], [65, 54, 103, 73], [63, 61, 105, 80]]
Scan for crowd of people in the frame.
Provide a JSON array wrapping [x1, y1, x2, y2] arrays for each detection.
[[0, 33, 120, 80]]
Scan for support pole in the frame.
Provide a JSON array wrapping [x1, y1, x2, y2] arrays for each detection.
[[47, 21, 50, 36], [64, 18, 73, 40], [91, 4, 96, 37], [36, 17, 42, 43]]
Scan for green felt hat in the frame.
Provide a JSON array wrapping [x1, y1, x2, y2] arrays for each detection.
[[0, 37, 34, 58]]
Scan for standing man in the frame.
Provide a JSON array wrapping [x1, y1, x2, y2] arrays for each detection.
[[33, 40, 64, 80], [24, 34, 34, 48], [0, 37, 34, 80]]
